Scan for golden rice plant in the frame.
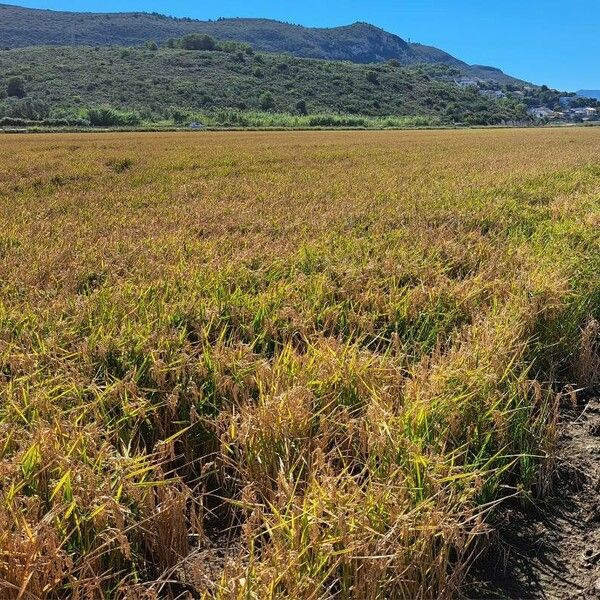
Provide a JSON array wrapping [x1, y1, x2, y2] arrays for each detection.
[[0, 128, 598, 598]]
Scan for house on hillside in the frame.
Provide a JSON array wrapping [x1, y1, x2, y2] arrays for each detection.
[[527, 107, 557, 119], [481, 89, 506, 99], [572, 107, 598, 119], [455, 78, 478, 88]]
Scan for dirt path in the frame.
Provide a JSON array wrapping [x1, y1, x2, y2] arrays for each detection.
[[469, 394, 600, 599]]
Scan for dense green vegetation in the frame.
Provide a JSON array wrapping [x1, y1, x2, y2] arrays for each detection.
[[7, 4, 589, 129], [0, 44, 533, 127], [0, 3, 524, 84]]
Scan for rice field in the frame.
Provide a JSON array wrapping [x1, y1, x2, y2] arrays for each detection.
[[0, 128, 599, 599]]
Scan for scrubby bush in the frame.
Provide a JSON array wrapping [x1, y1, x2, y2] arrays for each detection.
[[180, 34, 215, 51], [259, 91, 275, 111], [213, 110, 252, 126], [366, 70, 379, 85], [6, 75, 26, 98], [4, 97, 50, 120], [87, 107, 141, 127], [308, 114, 368, 127], [0, 116, 28, 126], [217, 40, 253, 55], [171, 108, 189, 124]]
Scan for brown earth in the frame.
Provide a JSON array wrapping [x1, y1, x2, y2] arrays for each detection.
[[469, 392, 600, 599]]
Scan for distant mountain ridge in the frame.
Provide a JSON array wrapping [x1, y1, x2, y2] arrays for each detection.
[[0, 3, 523, 84], [577, 90, 600, 101]]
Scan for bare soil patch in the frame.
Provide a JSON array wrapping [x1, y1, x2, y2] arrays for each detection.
[[470, 393, 600, 599]]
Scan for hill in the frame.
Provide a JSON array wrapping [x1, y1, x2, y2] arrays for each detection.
[[0, 3, 523, 84], [0, 44, 532, 127]]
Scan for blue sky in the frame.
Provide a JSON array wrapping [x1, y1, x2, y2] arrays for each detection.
[[13, 0, 600, 91]]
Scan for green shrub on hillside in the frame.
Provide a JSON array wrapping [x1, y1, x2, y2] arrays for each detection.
[[259, 91, 275, 111], [87, 106, 141, 126], [7, 75, 26, 98], [296, 99, 308, 115], [366, 70, 379, 84], [180, 33, 215, 50]]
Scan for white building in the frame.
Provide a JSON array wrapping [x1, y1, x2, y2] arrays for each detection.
[[527, 107, 555, 119], [572, 107, 598, 118], [456, 78, 479, 88], [481, 90, 506, 99]]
